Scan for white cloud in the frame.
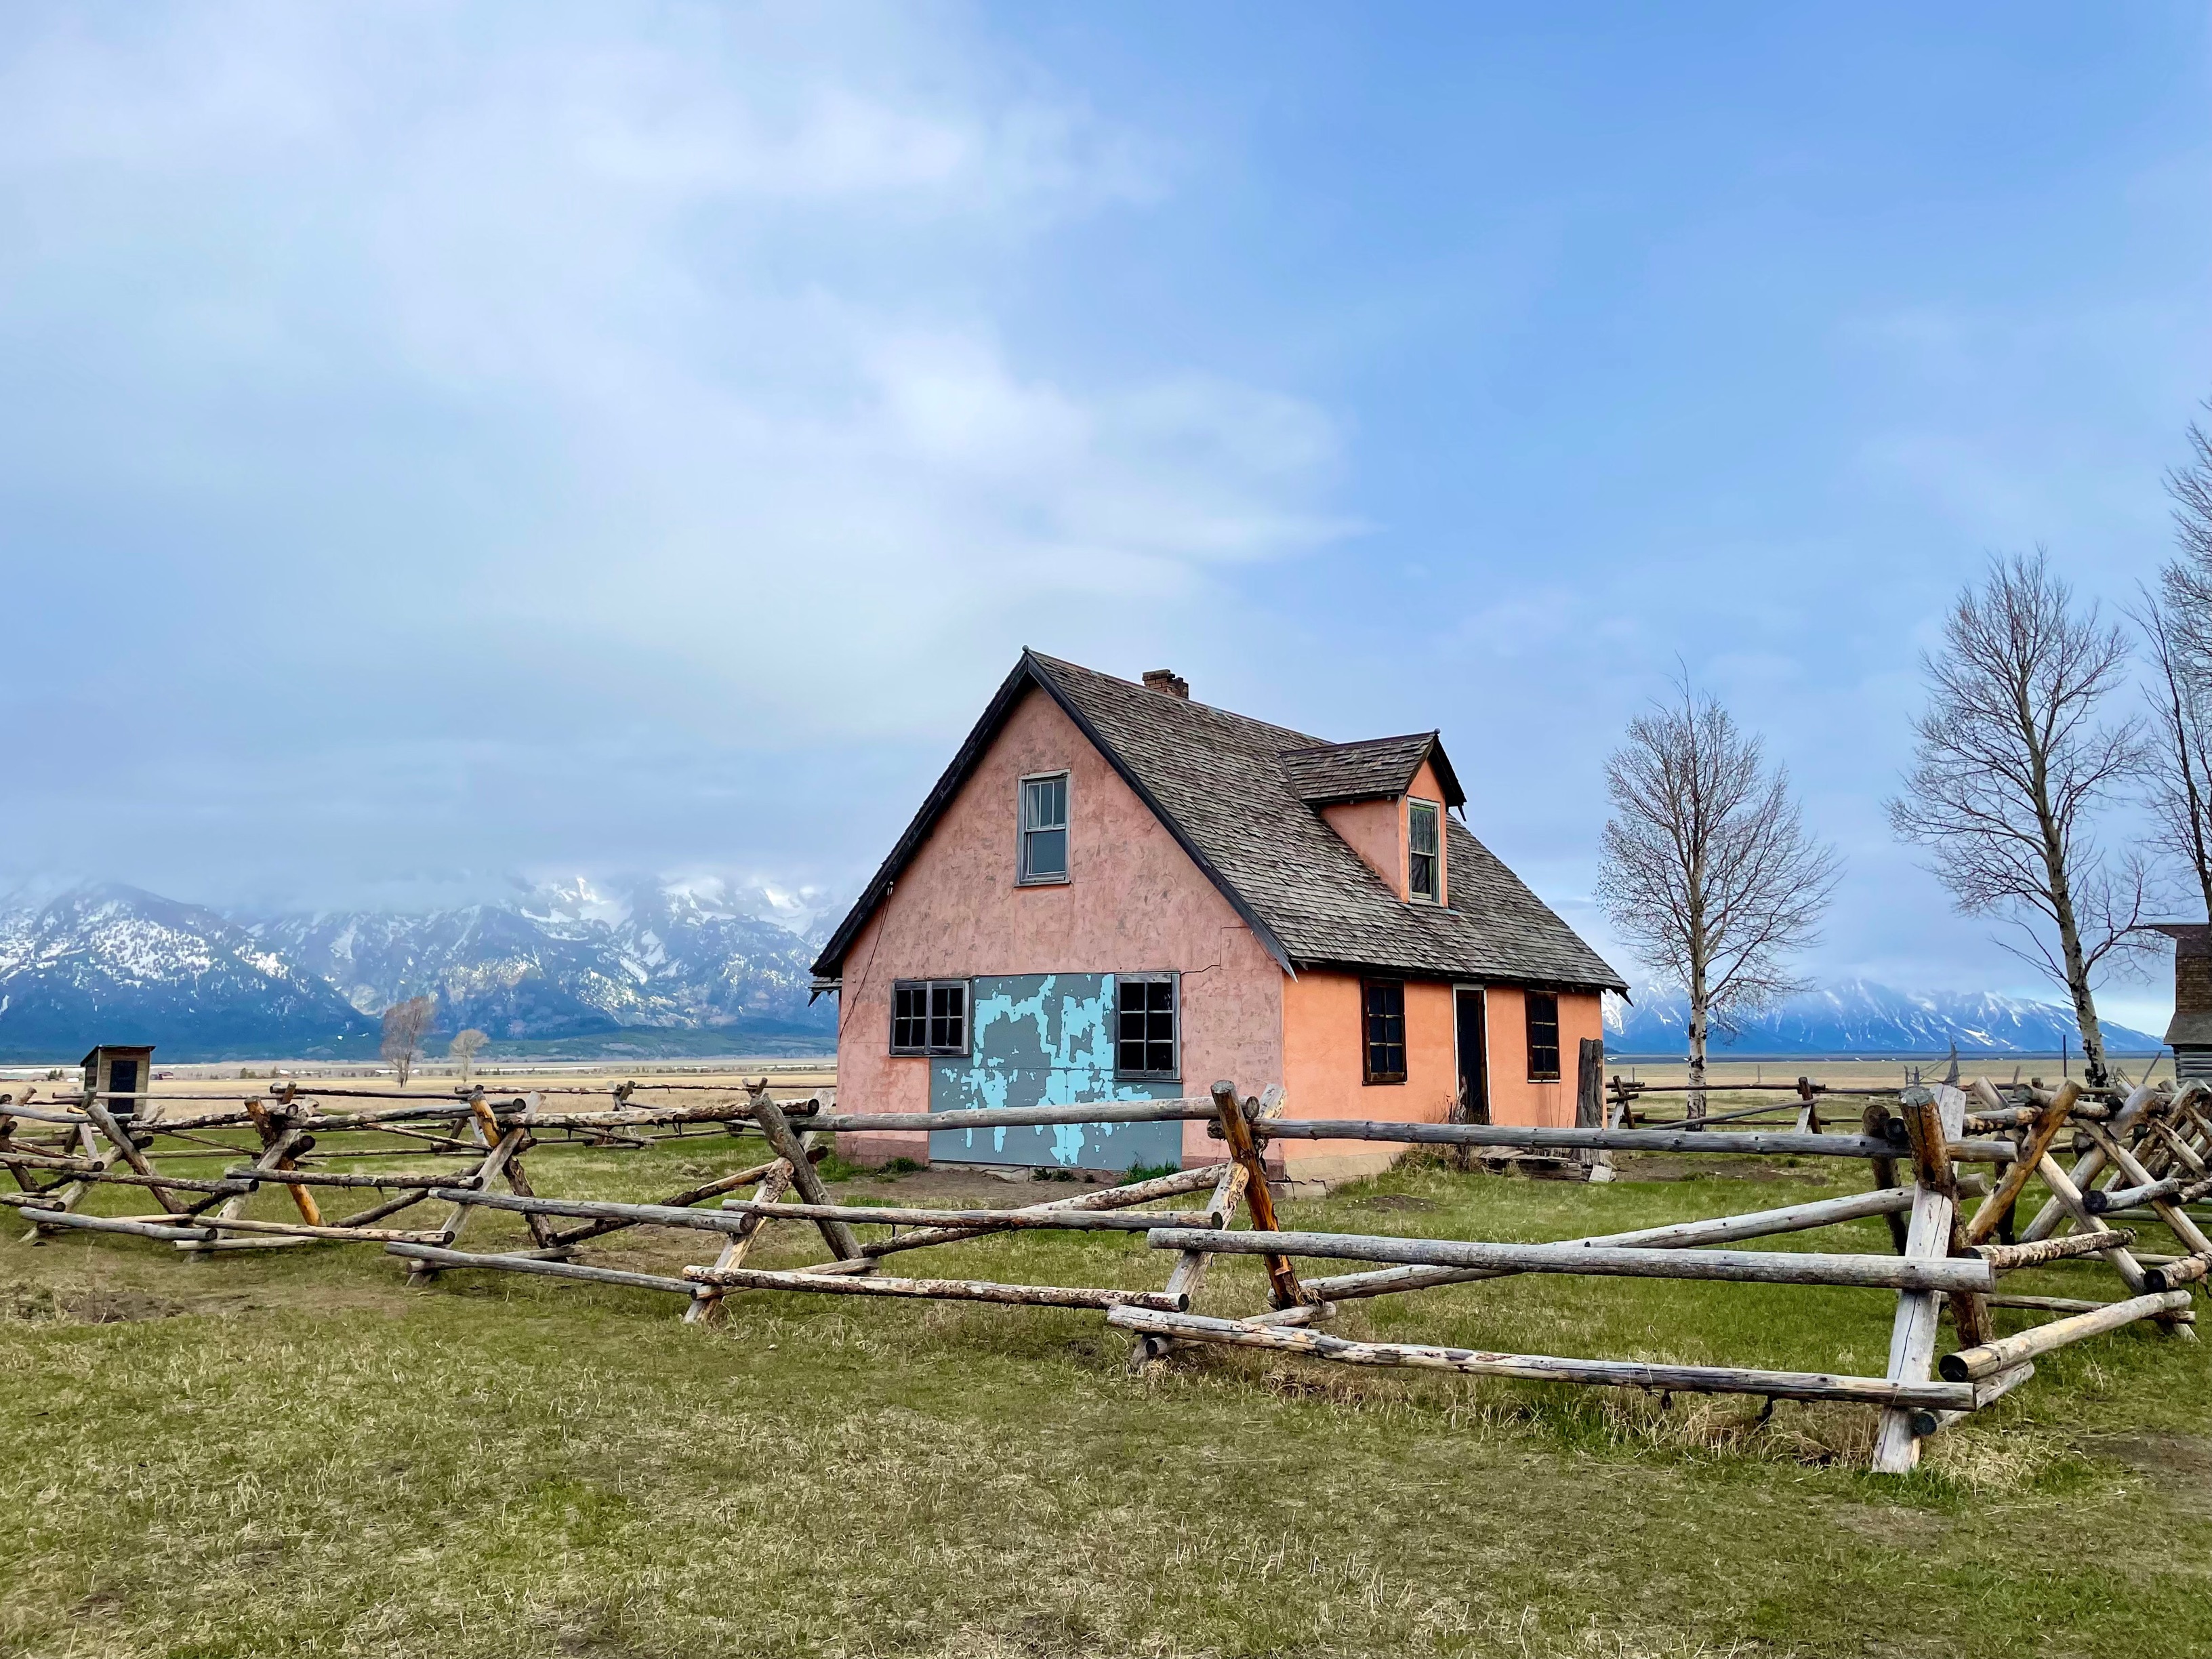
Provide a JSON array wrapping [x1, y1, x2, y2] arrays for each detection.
[[0, 0, 1342, 760]]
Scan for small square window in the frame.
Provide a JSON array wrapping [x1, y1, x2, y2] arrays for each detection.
[[891, 979, 968, 1056], [1019, 773, 1069, 884], [1408, 799, 1441, 902], [1525, 991, 1561, 1082], [1362, 981, 1407, 1084], [1115, 974, 1179, 1080]]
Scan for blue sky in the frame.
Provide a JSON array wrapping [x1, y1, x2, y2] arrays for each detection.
[[2, 3, 2208, 1027]]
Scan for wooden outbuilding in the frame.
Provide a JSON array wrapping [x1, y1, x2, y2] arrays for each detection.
[[81, 1043, 155, 1120]]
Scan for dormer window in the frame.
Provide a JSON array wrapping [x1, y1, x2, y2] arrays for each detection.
[[1408, 799, 1441, 902], [1019, 772, 1069, 884]]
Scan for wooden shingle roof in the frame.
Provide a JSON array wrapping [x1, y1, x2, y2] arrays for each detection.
[[813, 651, 1625, 994], [1279, 733, 1465, 809]]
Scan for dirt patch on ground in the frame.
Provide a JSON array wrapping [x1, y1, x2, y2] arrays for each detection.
[[5, 1277, 415, 1325], [3, 1284, 191, 1324], [2079, 1432, 2212, 1509], [1828, 1502, 1954, 1547]]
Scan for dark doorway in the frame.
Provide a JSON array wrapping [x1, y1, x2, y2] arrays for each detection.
[[1454, 987, 1489, 1124], [107, 1058, 140, 1120]]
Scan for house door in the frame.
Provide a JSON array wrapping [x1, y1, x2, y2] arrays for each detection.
[[1454, 987, 1489, 1125]]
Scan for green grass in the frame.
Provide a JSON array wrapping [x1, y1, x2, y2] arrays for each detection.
[[3, 1135, 2208, 1658]]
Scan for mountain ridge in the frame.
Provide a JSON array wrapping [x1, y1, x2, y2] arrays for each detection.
[[1605, 978, 2165, 1057], [0, 879, 837, 1062]]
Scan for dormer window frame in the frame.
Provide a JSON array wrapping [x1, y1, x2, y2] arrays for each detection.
[[1407, 796, 1442, 904]]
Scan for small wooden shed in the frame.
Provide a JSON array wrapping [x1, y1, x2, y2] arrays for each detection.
[[2154, 924, 2212, 1082], [81, 1044, 155, 1120]]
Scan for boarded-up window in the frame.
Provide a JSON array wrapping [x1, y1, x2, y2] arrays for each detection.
[[1525, 991, 1561, 1081], [1115, 974, 1178, 1079], [1019, 773, 1069, 883], [892, 979, 969, 1056], [1362, 981, 1407, 1084], [1408, 799, 1440, 901]]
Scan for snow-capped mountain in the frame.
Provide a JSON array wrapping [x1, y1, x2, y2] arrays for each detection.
[[0, 884, 377, 1060], [1605, 979, 2164, 1057], [0, 878, 839, 1061], [255, 876, 828, 1040]]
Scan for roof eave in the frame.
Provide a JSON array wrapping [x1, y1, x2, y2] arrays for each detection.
[[808, 655, 1042, 979]]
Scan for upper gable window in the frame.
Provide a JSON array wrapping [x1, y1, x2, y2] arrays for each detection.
[[1408, 799, 1441, 902], [1018, 772, 1069, 884]]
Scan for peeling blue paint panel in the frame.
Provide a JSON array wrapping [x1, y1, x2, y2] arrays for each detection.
[[929, 973, 1180, 1169]]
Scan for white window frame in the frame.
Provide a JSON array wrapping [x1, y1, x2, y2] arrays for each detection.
[[890, 978, 971, 1057], [1408, 798, 1442, 903], [1017, 770, 1071, 886], [1113, 971, 1181, 1082]]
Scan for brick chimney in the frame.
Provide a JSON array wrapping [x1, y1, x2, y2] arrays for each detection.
[[1143, 669, 1189, 699]]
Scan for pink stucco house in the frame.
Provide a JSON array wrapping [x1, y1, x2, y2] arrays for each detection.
[[811, 652, 1624, 1183]]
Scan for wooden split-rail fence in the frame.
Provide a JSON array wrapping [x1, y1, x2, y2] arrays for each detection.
[[5, 1067, 2207, 1476]]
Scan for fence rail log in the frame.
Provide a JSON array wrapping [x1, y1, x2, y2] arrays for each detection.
[[812, 1099, 1218, 1134], [27, 1210, 212, 1242], [2143, 1254, 2211, 1293], [218, 1167, 478, 1191], [1909, 1361, 2036, 1439], [859, 1164, 1228, 1259], [1250, 1120, 2019, 1162], [1300, 1187, 1919, 1301], [1938, 1290, 2195, 1381], [683, 1264, 1188, 1311], [1148, 1228, 1996, 1292], [194, 1216, 447, 1242], [1973, 1230, 2139, 1270], [1103, 1307, 1977, 1408], [437, 1186, 1216, 1235], [1965, 1082, 2077, 1245], [717, 1196, 1222, 1233], [386, 1243, 698, 1294]]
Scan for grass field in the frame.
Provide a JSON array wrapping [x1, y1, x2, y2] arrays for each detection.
[[4, 1103, 2209, 1658]]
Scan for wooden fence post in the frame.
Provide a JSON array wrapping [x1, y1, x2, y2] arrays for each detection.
[[1872, 1083, 1970, 1475], [1212, 1080, 1309, 1309], [749, 1083, 865, 1263], [1576, 1039, 1608, 1179]]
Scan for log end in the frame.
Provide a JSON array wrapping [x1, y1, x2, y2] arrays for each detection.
[[1936, 1352, 1973, 1384]]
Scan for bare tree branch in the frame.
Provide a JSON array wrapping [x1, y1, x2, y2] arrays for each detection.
[[1595, 676, 1841, 1118], [2130, 404, 2212, 920], [1888, 550, 2151, 1086], [448, 1027, 489, 1085], [380, 994, 438, 1089]]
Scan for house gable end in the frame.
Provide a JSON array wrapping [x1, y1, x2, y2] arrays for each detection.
[[813, 652, 1296, 980]]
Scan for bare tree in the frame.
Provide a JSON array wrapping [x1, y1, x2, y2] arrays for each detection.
[[2132, 587, 2212, 918], [448, 1027, 489, 1084], [1889, 551, 2152, 1086], [2133, 401, 2212, 918], [1595, 679, 1841, 1118], [380, 994, 438, 1088]]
